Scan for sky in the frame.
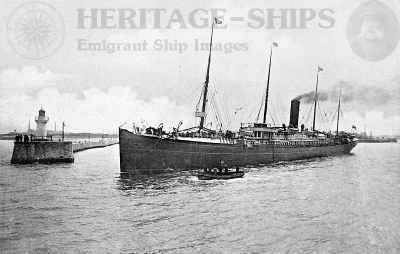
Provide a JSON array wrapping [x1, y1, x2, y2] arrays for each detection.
[[0, 0, 399, 135]]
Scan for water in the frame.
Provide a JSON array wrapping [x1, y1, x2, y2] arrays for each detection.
[[1, 140, 399, 253]]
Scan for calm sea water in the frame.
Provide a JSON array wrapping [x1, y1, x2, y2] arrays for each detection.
[[1, 140, 399, 253]]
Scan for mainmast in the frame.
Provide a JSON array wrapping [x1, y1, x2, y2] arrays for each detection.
[[336, 87, 342, 136], [262, 42, 278, 124], [312, 66, 323, 131], [199, 18, 220, 129]]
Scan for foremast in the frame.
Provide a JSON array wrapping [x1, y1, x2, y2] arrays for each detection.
[[198, 18, 220, 130], [262, 42, 278, 124]]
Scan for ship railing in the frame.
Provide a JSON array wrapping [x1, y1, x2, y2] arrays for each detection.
[[261, 139, 335, 147]]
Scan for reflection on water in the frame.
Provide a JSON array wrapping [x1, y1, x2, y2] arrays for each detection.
[[1, 141, 400, 253], [116, 171, 227, 198]]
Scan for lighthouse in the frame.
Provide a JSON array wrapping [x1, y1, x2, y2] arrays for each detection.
[[35, 108, 49, 138], [11, 108, 74, 164]]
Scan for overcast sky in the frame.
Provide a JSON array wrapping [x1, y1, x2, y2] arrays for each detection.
[[0, 0, 399, 135]]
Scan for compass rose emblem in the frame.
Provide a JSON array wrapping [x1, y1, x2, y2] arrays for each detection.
[[7, 1, 65, 60]]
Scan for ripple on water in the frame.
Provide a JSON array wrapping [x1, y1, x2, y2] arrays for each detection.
[[1, 142, 400, 253]]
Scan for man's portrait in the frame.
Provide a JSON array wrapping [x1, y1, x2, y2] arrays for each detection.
[[347, 0, 399, 61]]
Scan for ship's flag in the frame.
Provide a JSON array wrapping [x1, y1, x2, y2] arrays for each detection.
[[214, 17, 223, 24], [318, 66, 324, 72], [272, 42, 279, 47], [352, 125, 357, 130]]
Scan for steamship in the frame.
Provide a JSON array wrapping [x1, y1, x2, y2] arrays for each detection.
[[119, 19, 357, 174]]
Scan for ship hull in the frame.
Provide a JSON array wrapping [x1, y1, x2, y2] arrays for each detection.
[[119, 129, 357, 174]]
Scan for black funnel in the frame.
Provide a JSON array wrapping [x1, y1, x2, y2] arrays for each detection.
[[289, 99, 300, 128]]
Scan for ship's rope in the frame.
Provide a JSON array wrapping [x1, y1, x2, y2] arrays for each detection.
[[317, 101, 346, 132], [301, 102, 314, 128], [195, 85, 204, 112], [211, 100, 223, 129], [209, 91, 224, 130], [229, 104, 244, 128], [271, 93, 284, 124], [317, 102, 326, 130], [269, 112, 277, 125], [328, 110, 337, 130], [255, 93, 264, 122], [217, 89, 234, 129], [243, 98, 261, 123], [212, 91, 224, 126], [219, 95, 232, 129], [269, 100, 281, 125]]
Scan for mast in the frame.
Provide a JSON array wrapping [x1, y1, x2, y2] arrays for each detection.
[[263, 42, 278, 124], [199, 19, 217, 129], [312, 66, 323, 131], [336, 87, 342, 136], [62, 121, 65, 141]]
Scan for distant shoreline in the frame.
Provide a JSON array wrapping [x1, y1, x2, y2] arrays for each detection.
[[0, 132, 118, 141]]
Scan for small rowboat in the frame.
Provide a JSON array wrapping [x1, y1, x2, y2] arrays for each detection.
[[197, 170, 245, 180]]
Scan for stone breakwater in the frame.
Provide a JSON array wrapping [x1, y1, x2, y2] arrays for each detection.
[[10, 140, 118, 164], [72, 140, 118, 153], [11, 141, 74, 164]]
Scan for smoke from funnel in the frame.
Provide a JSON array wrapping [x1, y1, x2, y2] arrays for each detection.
[[293, 80, 400, 118]]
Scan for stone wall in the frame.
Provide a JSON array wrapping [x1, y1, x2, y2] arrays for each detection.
[[72, 140, 118, 153], [11, 141, 74, 164]]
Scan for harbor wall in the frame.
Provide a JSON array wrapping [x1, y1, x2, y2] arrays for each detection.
[[11, 141, 74, 164], [72, 140, 118, 153]]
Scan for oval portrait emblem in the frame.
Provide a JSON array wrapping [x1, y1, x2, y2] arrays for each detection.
[[346, 0, 400, 61], [7, 1, 65, 60]]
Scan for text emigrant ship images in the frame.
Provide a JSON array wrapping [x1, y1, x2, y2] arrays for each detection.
[[119, 18, 358, 174]]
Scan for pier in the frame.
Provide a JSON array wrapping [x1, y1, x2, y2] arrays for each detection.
[[10, 108, 118, 164], [72, 139, 118, 153], [11, 140, 74, 164]]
